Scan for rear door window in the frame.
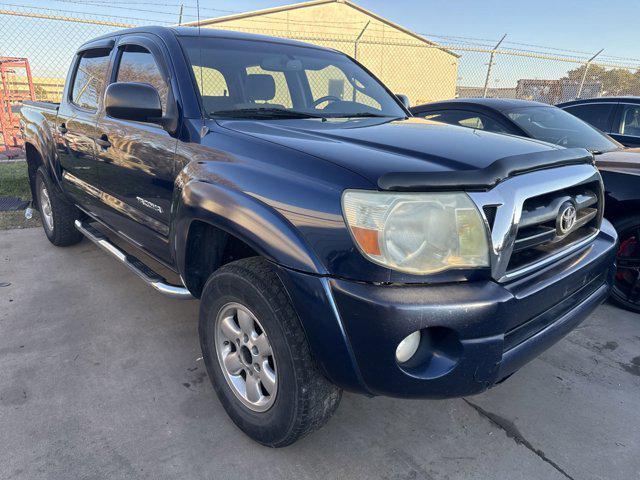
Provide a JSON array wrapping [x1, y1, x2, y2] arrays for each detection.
[[70, 49, 111, 111], [563, 103, 615, 132]]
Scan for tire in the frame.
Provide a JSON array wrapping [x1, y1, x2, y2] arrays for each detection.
[[35, 167, 83, 247], [610, 215, 640, 314], [199, 257, 342, 447]]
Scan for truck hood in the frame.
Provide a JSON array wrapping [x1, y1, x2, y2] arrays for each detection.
[[596, 147, 640, 175], [219, 117, 593, 190]]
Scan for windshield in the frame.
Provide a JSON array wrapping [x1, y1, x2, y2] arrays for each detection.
[[507, 106, 620, 153], [179, 36, 406, 120]]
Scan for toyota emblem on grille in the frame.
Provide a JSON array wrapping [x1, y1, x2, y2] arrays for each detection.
[[557, 202, 577, 235]]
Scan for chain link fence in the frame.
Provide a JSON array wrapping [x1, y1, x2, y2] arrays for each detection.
[[1, 5, 640, 149]]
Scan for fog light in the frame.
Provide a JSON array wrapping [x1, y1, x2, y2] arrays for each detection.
[[395, 330, 421, 363]]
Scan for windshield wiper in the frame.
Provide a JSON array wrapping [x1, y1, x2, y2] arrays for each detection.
[[324, 112, 394, 119], [211, 108, 326, 120]]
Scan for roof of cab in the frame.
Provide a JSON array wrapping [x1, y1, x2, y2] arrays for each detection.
[[78, 25, 335, 52]]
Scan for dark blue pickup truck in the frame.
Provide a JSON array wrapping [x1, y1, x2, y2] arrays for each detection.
[[20, 27, 617, 446]]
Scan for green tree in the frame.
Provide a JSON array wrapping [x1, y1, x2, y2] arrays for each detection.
[[565, 63, 639, 96]]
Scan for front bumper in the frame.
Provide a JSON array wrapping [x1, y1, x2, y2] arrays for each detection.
[[279, 220, 617, 398]]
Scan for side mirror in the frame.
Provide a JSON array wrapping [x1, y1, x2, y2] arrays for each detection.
[[105, 82, 162, 123], [395, 94, 410, 109]]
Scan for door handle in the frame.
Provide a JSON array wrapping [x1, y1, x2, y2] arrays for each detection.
[[57, 124, 68, 134], [96, 135, 111, 149]]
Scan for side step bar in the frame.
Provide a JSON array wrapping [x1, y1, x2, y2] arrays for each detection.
[[74, 220, 193, 300]]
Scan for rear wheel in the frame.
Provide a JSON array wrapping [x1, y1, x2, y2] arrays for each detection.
[[199, 257, 342, 447], [35, 167, 82, 247], [611, 216, 640, 313]]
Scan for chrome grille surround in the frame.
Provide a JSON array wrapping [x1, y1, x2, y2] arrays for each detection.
[[468, 164, 603, 283]]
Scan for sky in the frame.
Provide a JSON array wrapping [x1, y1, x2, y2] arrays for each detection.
[[1, 0, 639, 84], [11, 0, 639, 61]]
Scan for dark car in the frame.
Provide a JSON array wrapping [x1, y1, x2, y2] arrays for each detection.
[[557, 97, 640, 148], [20, 28, 617, 446], [412, 98, 639, 313]]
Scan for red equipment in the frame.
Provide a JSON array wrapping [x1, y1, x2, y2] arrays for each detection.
[[0, 57, 35, 158]]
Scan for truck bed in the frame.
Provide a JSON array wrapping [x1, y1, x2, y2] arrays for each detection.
[[22, 100, 59, 111]]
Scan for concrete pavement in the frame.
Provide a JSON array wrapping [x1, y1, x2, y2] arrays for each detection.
[[1, 227, 638, 480]]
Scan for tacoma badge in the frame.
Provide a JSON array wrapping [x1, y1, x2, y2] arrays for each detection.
[[136, 196, 163, 214]]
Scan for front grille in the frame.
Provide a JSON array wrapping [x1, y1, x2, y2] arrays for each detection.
[[482, 205, 498, 229], [507, 181, 601, 273], [468, 163, 603, 282]]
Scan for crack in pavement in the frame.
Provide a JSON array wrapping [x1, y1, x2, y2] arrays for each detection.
[[463, 399, 575, 480]]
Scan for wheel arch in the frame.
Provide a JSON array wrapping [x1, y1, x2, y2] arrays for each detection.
[[21, 109, 59, 182], [606, 199, 640, 227], [181, 219, 260, 297], [24, 142, 44, 203], [174, 180, 328, 297], [175, 181, 366, 393], [601, 170, 640, 226]]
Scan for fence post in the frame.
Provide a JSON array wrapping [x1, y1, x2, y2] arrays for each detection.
[[178, 4, 184, 25], [482, 34, 506, 98], [353, 21, 370, 101], [577, 48, 604, 98], [353, 21, 370, 61]]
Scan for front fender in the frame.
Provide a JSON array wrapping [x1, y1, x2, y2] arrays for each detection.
[[173, 179, 328, 277], [172, 179, 367, 393]]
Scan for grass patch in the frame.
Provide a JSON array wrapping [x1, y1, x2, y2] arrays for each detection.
[[0, 161, 40, 230], [0, 210, 41, 230], [0, 162, 31, 199]]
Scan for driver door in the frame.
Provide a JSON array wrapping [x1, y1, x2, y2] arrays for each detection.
[[93, 34, 178, 263]]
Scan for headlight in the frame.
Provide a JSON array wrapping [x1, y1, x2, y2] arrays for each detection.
[[342, 190, 490, 274]]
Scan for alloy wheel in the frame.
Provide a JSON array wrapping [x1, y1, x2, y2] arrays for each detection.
[[214, 302, 277, 412], [39, 182, 54, 232]]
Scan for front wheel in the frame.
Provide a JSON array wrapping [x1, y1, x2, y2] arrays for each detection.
[[199, 257, 342, 447], [611, 216, 640, 313]]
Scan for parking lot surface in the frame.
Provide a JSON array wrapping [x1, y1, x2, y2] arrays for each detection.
[[1, 227, 639, 480]]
